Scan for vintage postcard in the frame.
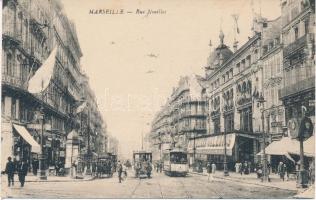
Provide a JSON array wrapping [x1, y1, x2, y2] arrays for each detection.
[[1, 0, 315, 199]]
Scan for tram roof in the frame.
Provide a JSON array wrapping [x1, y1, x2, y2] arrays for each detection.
[[133, 150, 152, 154], [163, 148, 187, 153]]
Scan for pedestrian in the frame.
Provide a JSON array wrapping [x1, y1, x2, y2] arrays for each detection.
[[117, 161, 123, 183], [277, 161, 285, 181], [5, 156, 15, 187], [146, 161, 152, 178], [235, 161, 241, 173], [309, 160, 315, 185], [240, 162, 244, 175], [156, 162, 159, 173], [122, 163, 127, 180], [206, 161, 212, 182], [32, 159, 38, 176], [159, 161, 163, 173], [211, 162, 216, 174], [18, 160, 28, 187], [243, 161, 249, 175], [55, 161, 60, 176]]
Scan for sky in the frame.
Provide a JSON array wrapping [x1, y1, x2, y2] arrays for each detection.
[[61, 0, 281, 159]]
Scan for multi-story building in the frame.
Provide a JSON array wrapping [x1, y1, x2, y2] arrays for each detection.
[[107, 135, 119, 156], [279, 0, 315, 130], [149, 75, 207, 162], [260, 17, 285, 142], [189, 29, 263, 169], [1, 0, 107, 172]]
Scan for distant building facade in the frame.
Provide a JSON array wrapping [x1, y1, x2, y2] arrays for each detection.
[[149, 75, 207, 162]]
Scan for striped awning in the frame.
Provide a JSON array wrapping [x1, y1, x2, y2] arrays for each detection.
[[13, 124, 40, 153], [188, 134, 236, 156]]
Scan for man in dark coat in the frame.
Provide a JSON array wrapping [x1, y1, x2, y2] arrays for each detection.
[[117, 161, 123, 183], [206, 161, 212, 182], [5, 157, 15, 187], [18, 160, 28, 187]]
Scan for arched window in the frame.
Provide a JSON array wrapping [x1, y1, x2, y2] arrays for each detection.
[[247, 81, 252, 94], [242, 82, 247, 93], [6, 53, 13, 76]]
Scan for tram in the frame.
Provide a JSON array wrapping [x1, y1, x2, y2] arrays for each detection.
[[96, 153, 113, 178], [163, 148, 188, 176], [133, 150, 153, 178]]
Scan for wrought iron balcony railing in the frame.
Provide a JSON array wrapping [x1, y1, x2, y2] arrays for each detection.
[[279, 76, 315, 99]]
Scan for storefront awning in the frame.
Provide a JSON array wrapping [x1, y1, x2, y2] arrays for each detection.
[[188, 134, 236, 156], [13, 124, 41, 153], [257, 136, 314, 157]]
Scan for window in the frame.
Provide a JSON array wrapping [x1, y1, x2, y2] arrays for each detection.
[[240, 108, 252, 132], [304, 19, 309, 35], [236, 63, 240, 73], [6, 53, 13, 76], [213, 118, 220, 134], [1, 97, 5, 116], [294, 27, 299, 40], [225, 113, 234, 132], [11, 98, 16, 120], [246, 55, 251, 67]]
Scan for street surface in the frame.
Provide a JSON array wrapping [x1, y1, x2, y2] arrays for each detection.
[[2, 170, 297, 198]]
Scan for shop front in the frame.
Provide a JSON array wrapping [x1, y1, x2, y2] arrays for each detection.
[[188, 133, 258, 170]]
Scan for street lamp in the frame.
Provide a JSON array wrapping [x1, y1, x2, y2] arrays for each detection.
[[223, 119, 229, 176], [257, 93, 268, 182], [38, 102, 47, 180]]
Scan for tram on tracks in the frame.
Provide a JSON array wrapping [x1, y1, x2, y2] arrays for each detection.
[[132, 150, 153, 178], [162, 148, 188, 176], [95, 153, 117, 178], [96, 153, 113, 178]]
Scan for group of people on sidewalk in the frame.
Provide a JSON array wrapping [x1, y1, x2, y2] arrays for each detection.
[[2, 157, 28, 187], [206, 161, 217, 182]]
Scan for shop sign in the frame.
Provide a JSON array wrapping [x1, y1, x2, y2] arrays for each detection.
[[27, 123, 51, 130], [288, 118, 299, 139], [271, 121, 283, 127]]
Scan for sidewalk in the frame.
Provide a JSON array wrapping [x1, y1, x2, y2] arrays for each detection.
[[189, 169, 304, 192], [1, 173, 95, 183]]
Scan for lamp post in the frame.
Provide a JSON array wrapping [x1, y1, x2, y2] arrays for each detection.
[[257, 94, 268, 182], [193, 133, 196, 169], [223, 119, 229, 176], [38, 102, 47, 180]]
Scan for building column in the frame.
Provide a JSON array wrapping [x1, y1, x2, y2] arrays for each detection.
[[234, 136, 239, 162], [2, 96, 14, 169], [253, 139, 259, 164], [4, 96, 12, 118]]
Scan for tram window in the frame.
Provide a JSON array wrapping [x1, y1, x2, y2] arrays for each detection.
[[170, 153, 187, 164]]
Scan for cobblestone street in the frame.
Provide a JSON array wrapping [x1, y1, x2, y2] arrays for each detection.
[[1, 171, 298, 199]]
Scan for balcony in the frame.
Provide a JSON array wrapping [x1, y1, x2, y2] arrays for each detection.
[[283, 35, 310, 58], [2, 74, 24, 89], [279, 77, 315, 99], [179, 111, 206, 118], [2, 29, 22, 44], [68, 84, 81, 101]]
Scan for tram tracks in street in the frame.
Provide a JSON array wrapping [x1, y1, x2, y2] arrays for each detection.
[[177, 178, 193, 199], [153, 175, 164, 199], [189, 174, 224, 199], [130, 178, 141, 198]]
